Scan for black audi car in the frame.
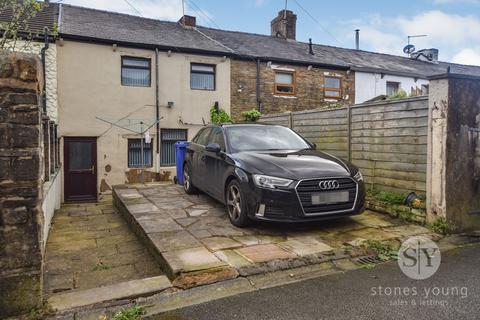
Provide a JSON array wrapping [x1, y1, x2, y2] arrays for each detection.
[[183, 123, 365, 227]]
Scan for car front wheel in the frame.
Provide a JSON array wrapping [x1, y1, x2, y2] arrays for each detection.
[[183, 163, 197, 194], [225, 180, 251, 227]]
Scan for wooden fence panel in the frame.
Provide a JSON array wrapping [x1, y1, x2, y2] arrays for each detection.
[[260, 97, 429, 194]]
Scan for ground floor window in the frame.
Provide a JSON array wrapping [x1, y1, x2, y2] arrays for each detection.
[[386, 81, 400, 96], [128, 139, 153, 167], [161, 129, 188, 166]]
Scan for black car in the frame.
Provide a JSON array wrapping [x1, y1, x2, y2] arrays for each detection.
[[183, 123, 365, 227]]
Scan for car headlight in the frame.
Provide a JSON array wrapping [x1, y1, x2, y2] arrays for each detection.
[[253, 174, 293, 189], [353, 171, 363, 182]]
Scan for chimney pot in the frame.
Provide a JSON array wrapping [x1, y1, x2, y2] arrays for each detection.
[[178, 15, 196, 28], [355, 29, 360, 50], [271, 10, 296, 40]]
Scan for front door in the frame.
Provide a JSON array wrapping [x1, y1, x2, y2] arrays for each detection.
[[64, 137, 97, 202]]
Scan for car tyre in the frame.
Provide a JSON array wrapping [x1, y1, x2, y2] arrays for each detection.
[[183, 163, 197, 195], [225, 180, 251, 227]]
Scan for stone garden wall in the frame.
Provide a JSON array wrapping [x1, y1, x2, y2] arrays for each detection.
[[0, 51, 44, 317]]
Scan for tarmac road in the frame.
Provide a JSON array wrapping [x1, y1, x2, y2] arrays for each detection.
[[155, 244, 480, 320]]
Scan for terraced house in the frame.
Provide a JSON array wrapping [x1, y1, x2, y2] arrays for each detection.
[[5, 3, 480, 204]]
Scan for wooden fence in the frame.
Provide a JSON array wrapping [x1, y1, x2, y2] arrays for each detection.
[[260, 96, 429, 194]]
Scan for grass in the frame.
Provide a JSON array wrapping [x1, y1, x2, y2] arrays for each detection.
[[92, 261, 112, 271], [111, 305, 146, 320], [428, 217, 456, 235], [28, 302, 55, 320], [367, 189, 407, 206], [363, 240, 400, 261]]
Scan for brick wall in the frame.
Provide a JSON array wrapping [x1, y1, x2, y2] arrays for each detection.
[[0, 51, 44, 317], [231, 59, 355, 120]]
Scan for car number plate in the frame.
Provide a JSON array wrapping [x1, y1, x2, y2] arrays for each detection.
[[311, 191, 349, 205]]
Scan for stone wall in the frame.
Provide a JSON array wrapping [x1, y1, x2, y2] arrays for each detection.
[[231, 59, 354, 121], [0, 51, 44, 317], [427, 74, 480, 231]]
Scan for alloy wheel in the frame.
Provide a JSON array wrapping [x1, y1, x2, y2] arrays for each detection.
[[226, 184, 242, 221], [183, 166, 190, 191]]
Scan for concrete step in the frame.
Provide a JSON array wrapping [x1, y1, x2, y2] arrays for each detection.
[[48, 275, 172, 311]]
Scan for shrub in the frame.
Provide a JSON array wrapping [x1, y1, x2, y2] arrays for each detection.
[[210, 106, 231, 124], [240, 108, 262, 122], [388, 89, 408, 100]]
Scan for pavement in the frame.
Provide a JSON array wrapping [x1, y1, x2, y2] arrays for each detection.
[[44, 195, 164, 297], [113, 183, 439, 288], [153, 243, 480, 320]]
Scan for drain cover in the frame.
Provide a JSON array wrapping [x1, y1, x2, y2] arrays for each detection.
[[354, 255, 382, 265]]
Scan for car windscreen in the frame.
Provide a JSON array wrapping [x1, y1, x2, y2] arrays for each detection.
[[226, 125, 310, 153]]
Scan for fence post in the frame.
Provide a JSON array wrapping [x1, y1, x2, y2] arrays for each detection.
[[288, 111, 293, 129], [347, 106, 352, 162]]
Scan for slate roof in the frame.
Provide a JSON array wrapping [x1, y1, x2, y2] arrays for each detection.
[[198, 26, 480, 78], [0, 2, 58, 35], [58, 4, 229, 54], [3, 3, 480, 78]]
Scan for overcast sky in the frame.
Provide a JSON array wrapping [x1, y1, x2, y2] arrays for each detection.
[[58, 0, 480, 66]]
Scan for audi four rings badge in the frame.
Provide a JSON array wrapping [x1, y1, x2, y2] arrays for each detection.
[[318, 180, 340, 190]]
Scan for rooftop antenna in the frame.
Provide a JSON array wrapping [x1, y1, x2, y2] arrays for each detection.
[[403, 34, 427, 56]]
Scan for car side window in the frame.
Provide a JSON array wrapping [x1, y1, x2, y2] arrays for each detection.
[[208, 127, 225, 150], [195, 128, 211, 146]]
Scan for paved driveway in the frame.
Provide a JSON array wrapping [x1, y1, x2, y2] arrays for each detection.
[[114, 183, 438, 288]]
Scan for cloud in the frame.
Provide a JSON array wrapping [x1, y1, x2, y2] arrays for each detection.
[[62, 0, 183, 20], [340, 10, 480, 66], [452, 47, 480, 65], [254, 0, 270, 7]]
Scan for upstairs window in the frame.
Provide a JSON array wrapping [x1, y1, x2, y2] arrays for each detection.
[[274, 71, 295, 95], [386, 81, 400, 96], [324, 76, 341, 99], [191, 63, 215, 90], [128, 139, 152, 168], [121, 57, 151, 87]]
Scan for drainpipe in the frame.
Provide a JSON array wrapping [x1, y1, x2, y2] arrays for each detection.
[[40, 29, 49, 114], [155, 48, 160, 174], [256, 58, 262, 112]]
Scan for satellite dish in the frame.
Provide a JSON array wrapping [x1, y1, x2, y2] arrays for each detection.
[[403, 44, 416, 54]]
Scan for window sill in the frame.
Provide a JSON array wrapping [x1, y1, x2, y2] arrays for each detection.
[[273, 94, 298, 99], [190, 88, 216, 91]]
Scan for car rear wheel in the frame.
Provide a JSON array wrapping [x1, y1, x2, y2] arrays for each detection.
[[183, 163, 197, 194], [225, 180, 251, 227]]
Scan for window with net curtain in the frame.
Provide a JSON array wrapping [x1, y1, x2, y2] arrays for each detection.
[[121, 57, 151, 87], [324, 76, 341, 98], [274, 71, 295, 95], [191, 63, 215, 90]]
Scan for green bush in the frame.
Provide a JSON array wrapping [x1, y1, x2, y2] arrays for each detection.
[[388, 89, 408, 100], [210, 106, 232, 124], [240, 108, 262, 122]]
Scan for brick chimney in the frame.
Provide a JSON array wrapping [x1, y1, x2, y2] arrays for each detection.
[[271, 10, 296, 40], [178, 15, 196, 27]]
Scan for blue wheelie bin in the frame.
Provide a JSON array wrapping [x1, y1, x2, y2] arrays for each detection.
[[174, 141, 190, 185]]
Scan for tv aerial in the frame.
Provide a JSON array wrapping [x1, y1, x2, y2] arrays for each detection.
[[403, 34, 427, 55]]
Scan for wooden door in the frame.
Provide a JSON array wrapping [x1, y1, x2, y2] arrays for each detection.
[[64, 137, 97, 202]]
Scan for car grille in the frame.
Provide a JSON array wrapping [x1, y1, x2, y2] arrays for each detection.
[[295, 177, 357, 215]]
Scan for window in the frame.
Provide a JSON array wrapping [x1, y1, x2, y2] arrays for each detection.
[[324, 76, 341, 99], [121, 57, 151, 87], [208, 126, 225, 150], [386, 81, 400, 96], [161, 129, 188, 166], [274, 71, 295, 95], [191, 63, 215, 90], [421, 84, 429, 95], [128, 139, 152, 167], [193, 128, 211, 146]]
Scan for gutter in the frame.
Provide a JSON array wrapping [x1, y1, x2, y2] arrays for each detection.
[[155, 48, 160, 174], [40, 30, 49, 114]]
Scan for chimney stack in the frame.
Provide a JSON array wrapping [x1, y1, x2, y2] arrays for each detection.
[[355, 29, 360, 50], [271, 10, 297, 40], [308, 38, 314, 55], [178, 15, 196, 28]]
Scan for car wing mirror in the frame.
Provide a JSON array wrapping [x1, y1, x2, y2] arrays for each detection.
[[205, 143, 221, 154]]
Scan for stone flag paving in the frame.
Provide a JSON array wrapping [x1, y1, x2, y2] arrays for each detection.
[[44, 195, 164, 296], [113, 183, 439, 289]]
